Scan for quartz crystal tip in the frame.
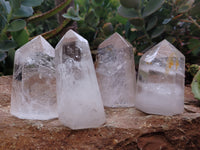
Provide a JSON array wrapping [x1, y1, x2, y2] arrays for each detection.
[[98, 32, 133, 50], [96, 32, 136, 107], [55, 30, 105, 129], [135, 39, 185, 116], [10, 35, 57, 120]]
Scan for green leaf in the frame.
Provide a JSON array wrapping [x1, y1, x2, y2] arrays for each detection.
[[62, 7, 80, 21], [142, 0, 165, 17], [0, 0, 10, 13], [189, 2, 200, 16], [21, 0, 43, 7], [11, 29, 29, 47], [95, 6, 107, 18], [151, 25, 165, 38], [188, 39, 200, 56], [0, 0, 11, 13], [112, 14, 128, 24], [0, 51, 7, 61], [0, 14, 6, 30], [120, 0, 140, 9], [93, 0, 103, 4], [178, 5, 189, 13], [129, 18, 144, 26], [189, 64, 200, 77], [178, 0, 195, 13], [85, 9, 99, 27], [191, 70, 200, 100], [92, 0, 103, 6], [0, 0, 7, 11], [146, 16, 158, 31], [103, 23, 113, 36], [13, 5, 33, 18], [0, 40, 17, 51], [7, 19, 26, 32], [118, 5, 139, 19], [62, 14, 80, 21], [9, 0, 21, 10]]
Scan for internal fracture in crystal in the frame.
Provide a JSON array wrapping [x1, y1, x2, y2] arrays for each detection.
[[96, 33, 136, 107], [55, 30, 105, 129], [11, 36, 57, 120], [135, 39, 185, 116]]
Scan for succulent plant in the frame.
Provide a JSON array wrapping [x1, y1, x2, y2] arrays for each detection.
[[62, 0, 120, 49], [0, 0, 73, 75], [118, 0, 165, 44], [192, 69, 200, 100], [103, 23, 114, 36], [189, 64, 200, 77]]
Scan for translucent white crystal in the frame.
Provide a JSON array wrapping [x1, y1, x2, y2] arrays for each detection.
[[55, 30, 105, 129], [135, 39, 185, 116], [96, 33, 136, 107], [11, 36, 57, 120]]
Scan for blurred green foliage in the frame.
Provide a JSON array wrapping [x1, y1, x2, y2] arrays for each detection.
[[0, 0, 72, 75], [191, 66, 200, 100], [118, 0, 200, 65], [0, 0, 44, 74], [0, 0, 200, 80], [63, 0, 128, 50], [27, 0, 59, 47]]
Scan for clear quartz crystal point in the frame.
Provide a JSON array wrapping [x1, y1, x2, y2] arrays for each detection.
[[96, 32, 136, 107], [55, 30, 105, 129], [11, 35, 57, 120], [135, 39, 185, 116]]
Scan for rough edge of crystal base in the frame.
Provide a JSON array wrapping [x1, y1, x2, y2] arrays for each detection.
[[134, 103, 184, 116], [10, 110, 58, 120], [103, 103, 135, 108], [60, 120, 106, 130]]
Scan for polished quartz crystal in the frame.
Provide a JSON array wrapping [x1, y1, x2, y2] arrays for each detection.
[[96, 33, 136, 107], [11, 35, 57, 120], [135, 39, 185, 116], [55, 30, 105, 129]]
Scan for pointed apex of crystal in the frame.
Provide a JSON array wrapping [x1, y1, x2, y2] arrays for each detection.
[[135, 39, 185, 116], [143, 39, 184, 63], [56, 30, 87, 49], [15, 35, 54, 63], [55, 30, 105, 129], [156, 39, 179, 52], [11, 35, 57, 120], [96, 32, 136, 107], [99, 32, 132, 50]]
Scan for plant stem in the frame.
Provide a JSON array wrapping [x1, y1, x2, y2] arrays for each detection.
[[143, 24, 153, 45], [27, 0, 72, 23], [187, 15, 200, 30], [137, 5, 152, 45]]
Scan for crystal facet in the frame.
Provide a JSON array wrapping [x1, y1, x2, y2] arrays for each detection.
[[135, 39, 185, 116], [55, 30, 105, 129], [11, 35, 57, 120], [96, 33, 136, 107]]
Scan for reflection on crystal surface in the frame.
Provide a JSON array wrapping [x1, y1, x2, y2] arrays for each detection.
[[96, 33, 136, 107], [55, 30, 105, 129], [11, 36, 57, 120], [135, 39, 185, 116]]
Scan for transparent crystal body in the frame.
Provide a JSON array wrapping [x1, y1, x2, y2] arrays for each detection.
[[11, 36, 57, 120], [96, 33, 136, 107], [55, 30, 105, 129], [135, 39, 185, 116]]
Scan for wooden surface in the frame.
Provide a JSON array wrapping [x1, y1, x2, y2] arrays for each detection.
[[0, 76, 200, 149]]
